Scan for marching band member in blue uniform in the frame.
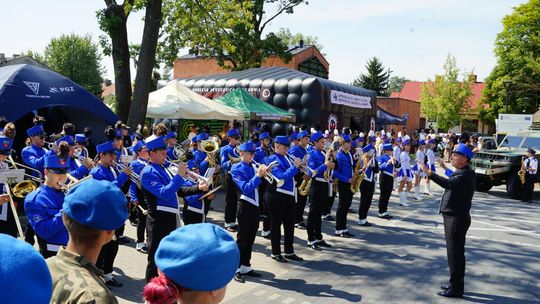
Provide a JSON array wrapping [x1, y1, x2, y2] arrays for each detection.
[[24, 143, 71, 258], [22, 125, 48, 177], [74, 133, 90, 159], [333, 134, 355, 237], [182, 160, 215, 225], [128, 141, 150, 253], [412, 140, 427, 200], [231, 142, 267, 283], [89, 141, 131, 287], [377, 144, 395, 220], [140, 136, 208, 282], [220, 128, 241, 232], [289, 130, 311, 230], [358, 141, 378, 226], [254, 131, 273, 237], [397, 139, 414, 207], [54, 135, 93, 180], [193, 132, 210, 176], [0, 137, 19, 237], [165, 131, 178, 161], [113, 129, 130, 160], [306, 131, 334, 250], [265, 136, 303, 262]]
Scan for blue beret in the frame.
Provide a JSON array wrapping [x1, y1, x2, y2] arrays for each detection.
[[96, 141, 115, 154], [342, 134, 351, 142], [453, 143, 474, 159], [165, 132, 177, 140], [26, 125, 45, 137], [155, 224, 240, 291], [227, 129, 240, 137], [198, 132, 209, 141], [44, 153, 70, 169], [114, 129, 123, 139], [132, 141, 145, 153], [63, 179, 128, 230], [191, 134, 199, 144], [383, 143, 393, 151], [402, 139, 410, 146], [298, 130, 308, 139], [418, 140, 426, 146], [55, 135, 75, 146], [239, 142, 255, 152], [362, 143, 375, 153], [259, 132, 270, 140], [0, 234, 52, 304], [146, 136, 167, 151], [274, 135, 290, 146], [74, 134, 87, 144], [0, 136, 13, 151], [310, 131, 324, 142]]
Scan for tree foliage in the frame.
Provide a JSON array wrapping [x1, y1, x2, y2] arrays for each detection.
[[275, 27, 325, 54], [352, 57, 391, 96], [387, 76, 409, 96], [420, 55, 473, 131], [480, 0, 540, 122], [43, 34, 104, 96]]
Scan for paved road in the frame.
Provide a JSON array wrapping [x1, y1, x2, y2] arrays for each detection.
[[111, 168, 540, 304]]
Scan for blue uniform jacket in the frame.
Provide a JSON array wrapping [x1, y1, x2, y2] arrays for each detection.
[[128, 159, 147, 202], [182, 178, 206, 214], [21, 144, 47, 176], [363, 154, 376, 182], [140, 163, 185, 210], [24, 185, 68, 246], [308, 149, 331, 181], [266, 153, 298, 196], [193, 149, 209, 176], [231, 161, 262, 206], [90, 164, 129, 188], [220, 144, 238, 172], [289, 145, 308, 160], [69, 157, 89, 180], [334, 150, 354, 183], [378, 154, 394, 176]]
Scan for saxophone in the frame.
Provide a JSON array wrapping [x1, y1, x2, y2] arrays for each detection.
[[350, 153, 365, 193], [298, 154, 312, 196], [518, 156, 526, 185], [323, 147, 334, 181]]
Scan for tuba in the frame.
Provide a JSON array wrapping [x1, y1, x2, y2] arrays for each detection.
[[7, 156, 42, 198], [201, 139, 219, 167]]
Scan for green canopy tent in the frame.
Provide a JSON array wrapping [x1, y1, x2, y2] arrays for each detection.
[[215, 88, 296, 123]]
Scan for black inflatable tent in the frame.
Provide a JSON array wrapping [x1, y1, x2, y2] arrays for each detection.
[[177, 67, 376, 134]]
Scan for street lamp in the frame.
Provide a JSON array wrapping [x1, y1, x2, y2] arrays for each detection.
[[503, 80, 512, 113]]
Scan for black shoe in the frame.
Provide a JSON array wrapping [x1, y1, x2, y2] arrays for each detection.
[[437, 288, 463, 298], [243, 270, 262, 277], [105, 278, 123, 287], [118, 236, 130, 245], [284, 254, 304, 261], [226, 226, 238, 233], [271, 255, 288, 263], [137, 246, 148, 254], [295, 222, 307, 229], [318, 240, 333, 248], [358, 221, 372, 227], [378, 214, 394, 220], [335, 231, 355, 238], [130, 220, 138, 227], [322, 214, 335, 221], [308, 243, 322, 251], [440, 285, 450, 290], [261, 231, 271, 239], [234, 273, 245, 283]]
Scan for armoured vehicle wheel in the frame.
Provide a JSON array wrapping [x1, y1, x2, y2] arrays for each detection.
[[506, 173, 524, 200], [475, 177, 493, 192]]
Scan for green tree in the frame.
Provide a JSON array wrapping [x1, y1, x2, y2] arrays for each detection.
[[480, 0, 540, 122], [387, 76, 409, 95], [43, 34, 104, 96], [275, 27, 325, 54], [352, 57, 391, 96], [420, 55, 473, 131]]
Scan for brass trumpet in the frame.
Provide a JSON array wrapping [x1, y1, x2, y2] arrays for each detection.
[[253, 160, 284, 187], [58, 174, 93, 192], [113, 160, 141, 187], [168, 163, 212, 185]]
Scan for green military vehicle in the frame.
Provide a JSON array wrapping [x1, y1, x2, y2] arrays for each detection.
[[471, 131, 540, 199]]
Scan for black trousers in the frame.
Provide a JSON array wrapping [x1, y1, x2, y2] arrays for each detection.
[[24, 222, 35, 245], [145, 211, 177, 282], [336, 181, 353, 231], [307, 181, 328, 242], [136, 206, 148, 243], [295, 191, 308, 224], [182, 199, 210, 225], [96, 228, 121, 275], [442, 213, 471, 292], [378, 173, 394, 214], [358, 179, 375, 220], [524, 174, 535, 201], [224, 173, 238, 225], [259, 183, 271, 232], [236, 200, 260, 267], [36, 236, 58, 259], [265, 191, 295, 255], [323, 189, 336, 216], [0, 206, 18, 237]]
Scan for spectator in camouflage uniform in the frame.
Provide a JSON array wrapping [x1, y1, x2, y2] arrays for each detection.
[[46, 180, 128, 303]]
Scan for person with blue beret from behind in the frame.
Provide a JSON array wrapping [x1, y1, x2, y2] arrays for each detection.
[[46, 179, 128, 303], [0, 234, 53, 304], [143, 223, 240, 304]]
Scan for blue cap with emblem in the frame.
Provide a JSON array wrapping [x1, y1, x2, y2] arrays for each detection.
[[383, 143, 393, 151], [259, 132, 270, 140], [362, 143, 375, 153], [63, 179, 128, 230], [402, 139, 410, 146], [342, 134, 351, 142], [55, 135, 75, 147], [274, 135, 290, 147], [0, 234, 52, 304], [198, 132, 209, 141], [155, 223, 240, 291], [44, 152, 70, 169], [227, 129, 240, 137], [239, 142, 256, 153], [96, 141, 115, 154], [132, 141, 145, 153], [26, 125, 45, 137], [452, 143, 474, 159], [0, 136, 13, 154], [418, 140, 426, 146], [298, 130, 308, 139], [114, 129, 123, 139], [74, 134, 87, 144], [310, 131, 324, 142], [146, 136, 167, 151], [165, 132, 177, 140]]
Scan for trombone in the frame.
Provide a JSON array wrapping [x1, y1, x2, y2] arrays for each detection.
[[252, 160, 284, 187]]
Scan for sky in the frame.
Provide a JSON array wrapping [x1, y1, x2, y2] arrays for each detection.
[[0, 0, 528, 84]]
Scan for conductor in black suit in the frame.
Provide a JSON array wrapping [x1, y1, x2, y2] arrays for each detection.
[[420, 143, 475, 298]]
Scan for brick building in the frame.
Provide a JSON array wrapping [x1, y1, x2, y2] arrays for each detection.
[[377, 96, 420, 132], [173, 44, 329, 79]]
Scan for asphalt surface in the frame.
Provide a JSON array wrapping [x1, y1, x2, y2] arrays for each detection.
[[111, 168, 540, 304]]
